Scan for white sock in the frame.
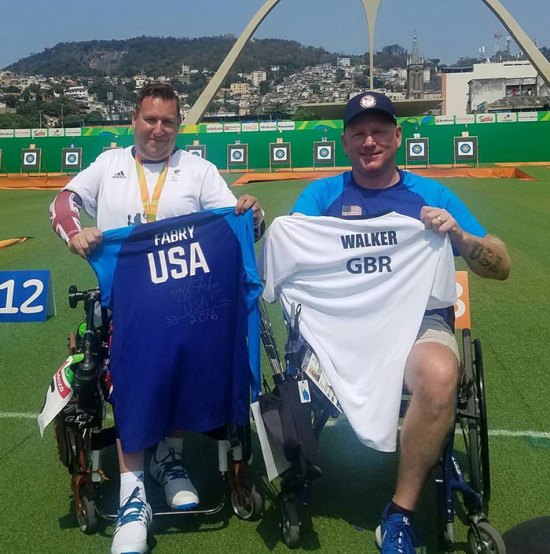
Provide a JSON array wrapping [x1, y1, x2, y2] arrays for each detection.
[[156, 436, 184, 459], [119, 471, 146, 506]]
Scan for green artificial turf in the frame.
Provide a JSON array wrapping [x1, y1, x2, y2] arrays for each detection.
[[0, 172, 549, 553]]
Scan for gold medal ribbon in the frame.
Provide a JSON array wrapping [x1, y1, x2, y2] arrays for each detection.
[[135, 154, 170, 222]]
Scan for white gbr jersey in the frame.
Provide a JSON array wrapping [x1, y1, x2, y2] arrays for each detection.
[[261, 213, 456, 452]]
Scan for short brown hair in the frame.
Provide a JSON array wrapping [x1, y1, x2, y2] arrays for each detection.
[[135, 82, 181, 120]]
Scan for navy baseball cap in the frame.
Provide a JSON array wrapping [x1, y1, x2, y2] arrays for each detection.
[[343, 91, 397, 126]]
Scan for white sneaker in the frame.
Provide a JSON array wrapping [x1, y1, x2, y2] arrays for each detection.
[[149, 447, 199, 510], [111, 487, 152, 554]]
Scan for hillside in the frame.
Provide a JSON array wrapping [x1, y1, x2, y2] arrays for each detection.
[[5, 36, 365, 77]]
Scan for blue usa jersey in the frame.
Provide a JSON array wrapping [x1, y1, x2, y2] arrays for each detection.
[[292, 170, 487, 241], [88, 208, 262, 452]]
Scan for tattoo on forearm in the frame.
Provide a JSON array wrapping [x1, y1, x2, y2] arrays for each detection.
[[469, 242, 503, 273]]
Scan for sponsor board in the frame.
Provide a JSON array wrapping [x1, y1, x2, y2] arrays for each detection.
[[64, 128, 81, 136], [476, 114, 496, 124], [48, 128, 64, 137], [32, 128, 47, 138], [278, 121, 295, 131], [206, 123, 223, 133], [0, 129, 14, 138], [242, 122, 259, 132], [15, 129, 31, 138], [260, 122, 277, 131], [497, 112, 517, 123], [435, 115, 455, 125], [223, 123, 241, 133], [455, 115, 475, 125], [518, 112, 538, 122]]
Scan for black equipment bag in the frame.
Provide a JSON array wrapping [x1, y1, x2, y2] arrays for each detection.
[[259, 377, 321, 477]]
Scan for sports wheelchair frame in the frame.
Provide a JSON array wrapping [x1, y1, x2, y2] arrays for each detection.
[[258, 271, 505, 553], [52, 285, 262, 535]]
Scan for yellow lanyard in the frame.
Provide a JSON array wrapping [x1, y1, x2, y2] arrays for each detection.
[[135, 154, 170, 222]]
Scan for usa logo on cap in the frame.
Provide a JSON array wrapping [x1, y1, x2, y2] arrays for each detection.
[[359, 94, 377, 109]]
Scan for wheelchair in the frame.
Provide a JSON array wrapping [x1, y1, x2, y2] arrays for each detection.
[[258, 271, 505, 553], [52, 285, 262, 535]]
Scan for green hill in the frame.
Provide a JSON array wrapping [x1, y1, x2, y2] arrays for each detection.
[[5, 36, 364, 77]]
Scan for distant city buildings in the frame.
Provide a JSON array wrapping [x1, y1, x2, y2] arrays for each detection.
[[441, 60, 550, 115], [0, 33, 549, 126]]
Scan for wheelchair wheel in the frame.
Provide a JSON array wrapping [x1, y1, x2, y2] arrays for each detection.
[[76, 487, 98, 534], [461, 330, 491, 513], [474, 337, 491, 505], [279, 498, 300, 548], [231, 483, 262, 521], [467, 521, 506, 554]]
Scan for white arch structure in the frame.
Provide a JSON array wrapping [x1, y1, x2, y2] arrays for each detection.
[[183, 0, 550, 124]]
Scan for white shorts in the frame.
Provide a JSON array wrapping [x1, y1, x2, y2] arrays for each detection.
[[414, 314, 460, 361]]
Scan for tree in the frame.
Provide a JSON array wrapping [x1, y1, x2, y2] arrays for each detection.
[[83, 110, 105, 123], [1, 95, 18, 109], [451, 57, 479, 67], [261, 101, 290, 118], [293, 107, 318, 121], [382, 44, 407, 57], [0, 113, 32, 128], [353, 74, 369, 89]]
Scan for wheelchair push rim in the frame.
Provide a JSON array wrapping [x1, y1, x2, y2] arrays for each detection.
[[461, 329, 491, 513]]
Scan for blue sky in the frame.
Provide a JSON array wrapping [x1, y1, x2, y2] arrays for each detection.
[[1, 0, 548, 69]]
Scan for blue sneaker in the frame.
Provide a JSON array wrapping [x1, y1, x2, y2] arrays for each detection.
[[375, 504, 420, 554]]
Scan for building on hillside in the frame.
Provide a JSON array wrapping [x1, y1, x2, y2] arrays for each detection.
[[133, 74, 148, 91], [179, 64, 192, 85], [65, 86, 88, 102], [441, 60, 550, 115], [251, 70, 267, 87], [230, 82, 250, 95], [337, 56, 351, 68]]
